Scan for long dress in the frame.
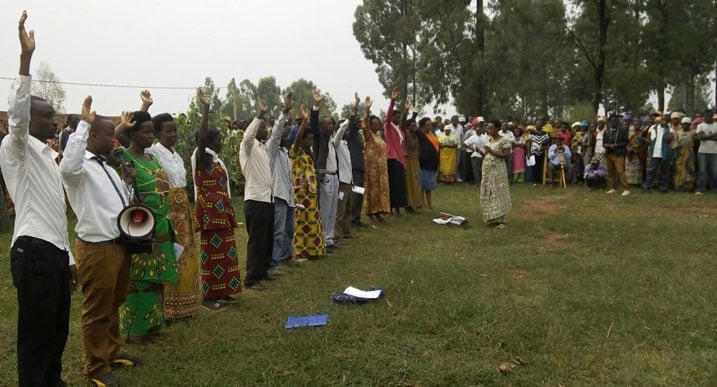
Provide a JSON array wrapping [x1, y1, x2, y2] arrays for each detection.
[[118, 148, 179, 336], [194, 153, 242, 300], [512, 137, 527, 176], [438, 133, 457, 182], [363, 125, 390, 216], [672, 130, 696, 191], [404, 130, 423, 208], [291, 146, 326, 258], [146, 143, 200, 319], [480, 137, 513, 224], [625, 128, 645, 185]]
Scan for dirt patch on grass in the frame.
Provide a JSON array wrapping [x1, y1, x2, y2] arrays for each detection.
[[507, 267, 528, 283], [544, 232, 569, 249], [516, 200, 563, 223]]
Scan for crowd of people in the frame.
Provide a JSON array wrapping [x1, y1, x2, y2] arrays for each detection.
[[2, 11, 716, 387]]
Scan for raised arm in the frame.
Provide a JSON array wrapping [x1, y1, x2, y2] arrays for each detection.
[[332, 104, 355, 147], [384, 87, 399, 127], [266, 91, 293, 155], [196, 88, 211, 170], [400, 100, 410, 130], [292, 105, 309, 148], [241, 100, 268, 154], [60, 96, 95, 183], [139, 89, 153, 112], [310, 89, 322, 136], [4, 11, 35, 149], [114, 111, 136, 140], [362, 97, 376, 145]]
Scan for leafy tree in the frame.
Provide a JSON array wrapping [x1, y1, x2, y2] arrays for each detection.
[[668, 79, 712, 113], [286, 78, 337, 118], [353, 0, 420, 102], [224, 78, 254, 121], [256, 76, 283, 119], [31, 61, 66, 113]]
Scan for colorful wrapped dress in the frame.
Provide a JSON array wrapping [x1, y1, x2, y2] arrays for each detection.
[[194, 155, 242, 299], [290, 146, 325, 258], [480, 137, 513, 224], [118, 148, 179, 336], [363, 125, 390, 216]]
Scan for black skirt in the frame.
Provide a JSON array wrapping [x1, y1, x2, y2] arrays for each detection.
[[387, 159, 408, 208]]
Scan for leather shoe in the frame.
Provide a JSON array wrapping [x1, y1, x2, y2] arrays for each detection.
[[245, 282, 265, 291]]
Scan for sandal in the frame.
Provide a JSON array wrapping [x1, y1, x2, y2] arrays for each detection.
[[217, 295, 239, 305], [201, 299, 226, 311]]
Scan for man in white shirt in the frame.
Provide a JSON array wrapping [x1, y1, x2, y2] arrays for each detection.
[[0, 12, 76, 386], [60, 97, 138, 386], [268, 94, 294, 270], [642, 113, 674, 193], [240, 101, 276, 290], [332, 111, 354, 242], [695, 110, 717, 194], [464, 126, 489, 185]]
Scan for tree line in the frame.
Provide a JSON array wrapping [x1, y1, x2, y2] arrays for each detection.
[[353, 0, 717, 120]]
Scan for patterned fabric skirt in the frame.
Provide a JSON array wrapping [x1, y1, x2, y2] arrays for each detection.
[[439, 148, 456, 182], [480, 159, 512, 224], [673, 148, 695, 191], [120, 280, 163, 336], [405, 157, 423, 207], [200, 228, 242, 299], [163, 188, 200, 319], [294, 191, 325, 258], [120, 220, 178, 336], [625, 154, 643, 185]]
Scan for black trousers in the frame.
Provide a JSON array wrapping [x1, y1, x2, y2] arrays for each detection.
[[10, 236, 70, 387], [243, 200, 274, 284], [351, 169, 365, 222]]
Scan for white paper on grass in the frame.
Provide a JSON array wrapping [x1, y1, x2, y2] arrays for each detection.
[[432, 215, 466, 225], [343, 286, 382, 299], [352, 186, 365, 195]]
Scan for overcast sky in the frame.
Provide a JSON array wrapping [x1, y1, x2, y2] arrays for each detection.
[[0, 0, 413, 117]]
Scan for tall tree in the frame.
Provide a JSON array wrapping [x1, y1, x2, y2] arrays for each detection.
[[287, 78, 337, 118], [353, 0, 420, 102], [31, 61, 66, 113], [256, 76, 283, 119]]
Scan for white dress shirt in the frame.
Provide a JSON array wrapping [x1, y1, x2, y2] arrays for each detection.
[[239, 117, 274, 203], [0, 76, 74, 263], [269, 114, 295, 207], [464, 133, 489, 158], [60, 120, 129, 242], [146, 143, 187, 188]]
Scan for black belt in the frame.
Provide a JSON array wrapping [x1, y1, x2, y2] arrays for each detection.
[[77, 237, 122, 245]]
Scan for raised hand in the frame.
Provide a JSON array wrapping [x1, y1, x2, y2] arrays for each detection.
[[18, 11, 35, 56], [354, 92, 360, 107], [196, 88, 210, 108], [349, 104, 356, 118], [81, 96, 96, 124], [404, 100, 411, 111], [283, 90, 294, 114], [258, 99, 267, 119], [364, 96, 373, 113], [390, 87, 399, 101], [411, 106, 419, 114], [312, 89, 323, 107], [140, 89, 153, 111], [120, 111, 136, 130], [300, 104, 309, 121]]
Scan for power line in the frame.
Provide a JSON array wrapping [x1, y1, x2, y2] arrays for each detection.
[[0, 76, 196, 90]]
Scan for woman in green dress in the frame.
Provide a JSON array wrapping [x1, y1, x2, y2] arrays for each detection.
[[115, 111, 179, 343]]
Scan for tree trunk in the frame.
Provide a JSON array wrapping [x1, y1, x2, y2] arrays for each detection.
[[592, 0, 608, 116], [657, 85, 665, 112], [474, 0, 485, 115]]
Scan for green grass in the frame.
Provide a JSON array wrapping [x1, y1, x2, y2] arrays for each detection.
[[1, 184, 716, 386]]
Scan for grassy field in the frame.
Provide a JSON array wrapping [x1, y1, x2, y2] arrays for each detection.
[[0, 184, 716, 386]]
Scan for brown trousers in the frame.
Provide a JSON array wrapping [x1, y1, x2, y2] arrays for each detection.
[[605, 153, 629, 190], [75, 239, 130, 378], [335, 182, 353, 239]]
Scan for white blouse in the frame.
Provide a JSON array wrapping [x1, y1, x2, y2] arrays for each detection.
[[146, 143, 187, 188]]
